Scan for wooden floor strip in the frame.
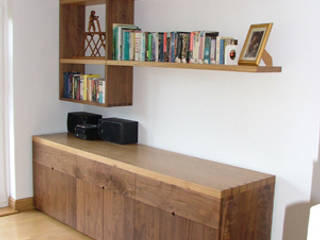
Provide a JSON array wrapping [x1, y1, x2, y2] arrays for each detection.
[[0, 210, 91, 239]]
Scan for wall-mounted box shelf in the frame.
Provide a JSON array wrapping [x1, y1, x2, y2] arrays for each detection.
[[59, 0, 281, 108]]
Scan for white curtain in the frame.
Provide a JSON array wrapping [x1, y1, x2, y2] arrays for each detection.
[[0, 0, 8, 207]]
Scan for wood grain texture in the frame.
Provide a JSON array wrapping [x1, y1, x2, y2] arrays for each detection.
[[76, 155, 112, 188], [59, 3, 85, 102], [33, 135, 275, 240], [59, 58, 282, 73], [60, 0, 105, 5], [134, 200, 160, 240], [105, 65, 133, 106], [134, 200, 218, 240], [60, 4, 84, 58], [104, 190, 135, 240], [106, 60, 282, 73], [135, 174, 221, 229], [0, 207, 18, 217], [8, 197, 34, 212], [33, 133, 274, 199], [33, 162, 76, 228], [76, 180, 104, 240], [60, 57, 106, 65], [33, 142, 77, 177], [105, 0, 134, 106], [220, 181, 275, 240], [0, 210, 92, 240]]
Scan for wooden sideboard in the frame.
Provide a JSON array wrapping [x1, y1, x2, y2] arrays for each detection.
[[33, 133, 275, 240]]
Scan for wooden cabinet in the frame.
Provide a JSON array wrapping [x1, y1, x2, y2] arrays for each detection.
[[33, 133, 275, 240]]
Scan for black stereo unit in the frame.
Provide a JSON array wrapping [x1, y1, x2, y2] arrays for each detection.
[[67, 112, 102, 134], [97, 118, 138, 144], [75, 124, 99, 140]]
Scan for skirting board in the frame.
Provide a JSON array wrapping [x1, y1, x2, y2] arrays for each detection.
[[8, 197, 34, 212]]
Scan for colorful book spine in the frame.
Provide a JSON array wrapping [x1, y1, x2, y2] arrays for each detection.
[[170, 32, 176, 63], [219, 39, 225, 64], [129, 31, 135, 61], [123, 31, 131, 61], [140, 33, 146, 61], [135, 31, 142, 61], [210, 38, 216, 64], [181, 33, 190, 63], [163, 32, 168, 62], [148, 33, 153, 61], [158, 33, 164, 62], [63, 72, 69, 98], [204, 36, 211, 64]]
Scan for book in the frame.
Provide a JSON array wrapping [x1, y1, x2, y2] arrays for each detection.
[[152, 32, 159, 62], [181, 32, 190, 63], [122, 30, 131, 61], [163, 32, 170, 62], [147, 33, 153, 61], [113, 24, 140, 60], [204, 36, 211, 64], [135, 31, 142, 61], [158, 33, 164, 62]]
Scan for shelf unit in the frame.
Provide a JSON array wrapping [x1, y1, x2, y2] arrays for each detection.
[[59, 0, 134, 107], [59, 0, 282, 107]]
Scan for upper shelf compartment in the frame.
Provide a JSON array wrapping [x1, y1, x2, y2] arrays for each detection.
[[60, 0, 106, 5]]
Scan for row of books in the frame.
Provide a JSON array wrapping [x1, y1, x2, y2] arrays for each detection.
[[63, 72, 105, 104], [113, 24, 238, 65]]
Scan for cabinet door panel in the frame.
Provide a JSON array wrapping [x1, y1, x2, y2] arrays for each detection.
[[134, 200, 160, 240], [135, 174, 221, 229], [134, 200, 218, 240], [104, 190, 135, 240], [103, 166, 135, 240], [33, 162, 76, 228], [76, 179, 104, 240], [159, 208, 189, 240], [33, 142, 77, 177]]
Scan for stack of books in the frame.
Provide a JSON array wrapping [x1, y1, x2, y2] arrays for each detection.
[[113, 24, 238, 65], [63, 72, 105, 104]]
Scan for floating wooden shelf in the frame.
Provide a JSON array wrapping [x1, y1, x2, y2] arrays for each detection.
[[60, 0, 105, 5], [59, 97, 107, 107], [60, 57, 106, 65], [107, 60, 282, 72], [60, 58, 282, 73]]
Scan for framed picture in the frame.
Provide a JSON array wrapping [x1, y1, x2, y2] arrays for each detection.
[[238, 23, 273, 66]]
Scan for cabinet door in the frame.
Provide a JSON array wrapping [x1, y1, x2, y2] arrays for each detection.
[[33, 162, 76, 228], [134, 200, 218, 240], [76, 179, 104, 240], [104, 167, 135, 240]]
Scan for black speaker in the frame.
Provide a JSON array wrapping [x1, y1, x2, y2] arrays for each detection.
[[98, 118, 138, 144], [67, 112, 102, 134], [75, 124, 99, 140]]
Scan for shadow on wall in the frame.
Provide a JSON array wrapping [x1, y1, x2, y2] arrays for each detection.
[[282, 201, 310, 240], [282, 130, 320, 240]]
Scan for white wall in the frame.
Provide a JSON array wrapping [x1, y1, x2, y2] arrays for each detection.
[[84, 0, 320, 239], [9, 0, 320, 239], [10, 0, 82, 199]]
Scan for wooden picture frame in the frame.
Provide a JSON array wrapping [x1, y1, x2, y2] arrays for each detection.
[[238, 23, 273, 66]]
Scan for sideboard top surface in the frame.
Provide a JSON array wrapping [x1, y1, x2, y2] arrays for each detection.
[[33, 133, 274, 199]]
